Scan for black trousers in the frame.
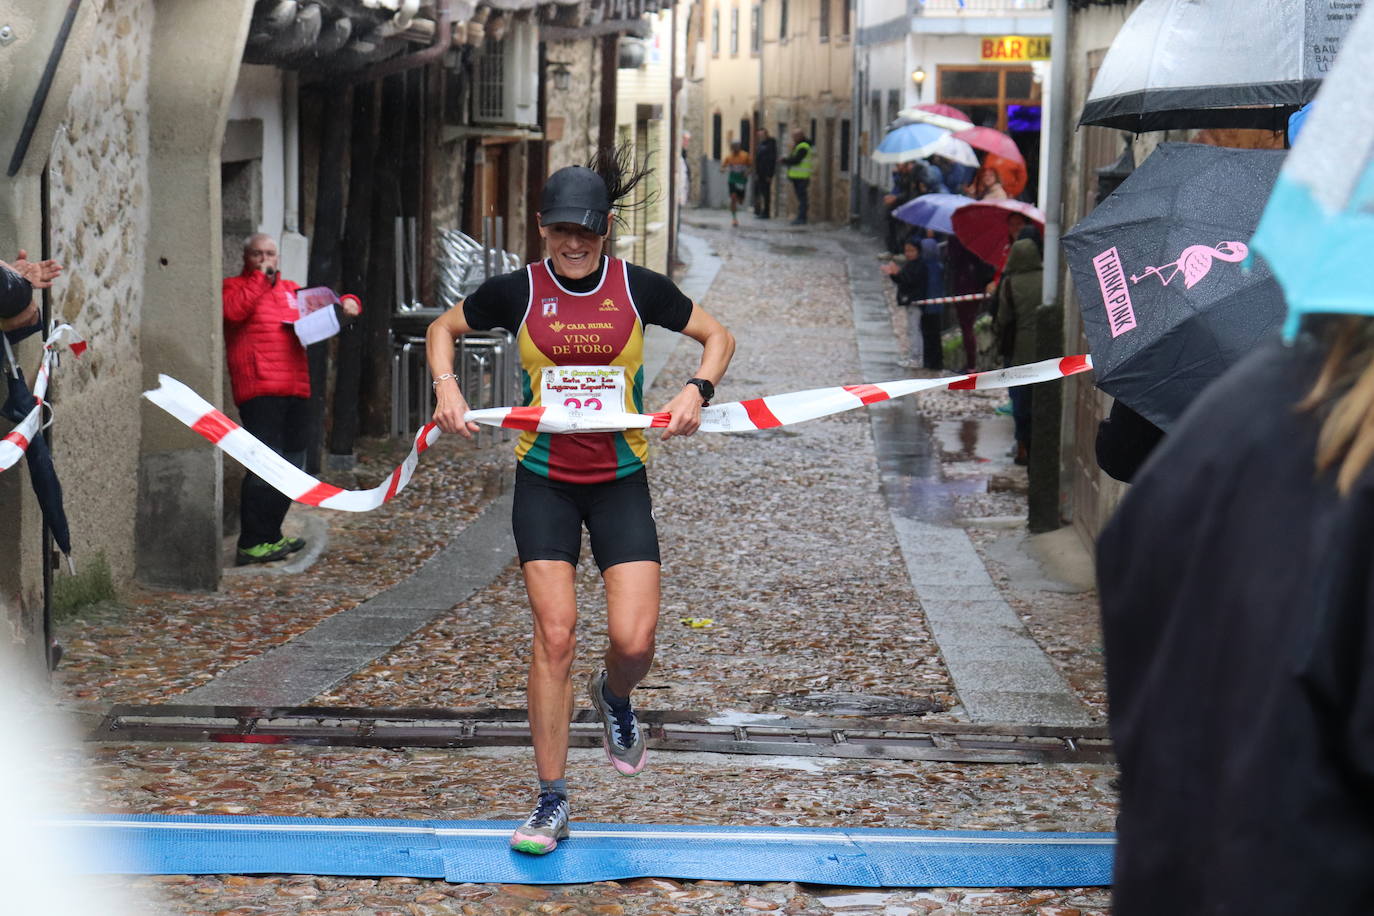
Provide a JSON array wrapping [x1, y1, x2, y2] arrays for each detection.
[[754, 175, 773, 217], [237, 395, 309, 548], [790, 178, 809, 222]]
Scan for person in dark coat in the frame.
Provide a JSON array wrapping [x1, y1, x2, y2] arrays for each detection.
[[994, 237, 1042, 464], [1097, 316, 1374, 914], [881, 237, 944, 370], [945, 234, 989, 373], [753, 128, 777, 218]]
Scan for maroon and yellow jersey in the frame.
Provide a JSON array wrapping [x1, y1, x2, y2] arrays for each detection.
[[463, 256, 693, 484]]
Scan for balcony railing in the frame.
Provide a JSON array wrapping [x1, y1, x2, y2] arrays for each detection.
[[915, 0, 1052, 14]]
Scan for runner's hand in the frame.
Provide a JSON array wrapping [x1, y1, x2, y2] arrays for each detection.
[[658, 385, 705, 440], [433, 380, 480, 438]]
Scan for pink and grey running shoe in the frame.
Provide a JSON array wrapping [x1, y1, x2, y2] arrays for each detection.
[[587, 669, 647, 775], [509, 791, 570, 855]]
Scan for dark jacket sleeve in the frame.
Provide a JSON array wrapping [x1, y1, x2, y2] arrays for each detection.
[[1096, 399, 1167, 483], [0, 263, 33, 319]]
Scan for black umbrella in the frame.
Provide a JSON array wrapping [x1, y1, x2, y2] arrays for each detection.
[[1062, 143, 1288, 431], [2, 333, 71, 558]]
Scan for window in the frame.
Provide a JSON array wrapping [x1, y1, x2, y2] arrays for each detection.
[[886, 89, 899, 127], [819, 0, 830, 42], [840, 118, 851, 172], [730, 6, 739, 55], [937, 65, 1040, 133], [750, 3, 761, 53], [711, 7, 720, 56], [712, 112, 722, 160], [810, 118, 817, 144], [740, 118, 752, 151], [841, 0, 850, 37], [779, 0, 788, 40]]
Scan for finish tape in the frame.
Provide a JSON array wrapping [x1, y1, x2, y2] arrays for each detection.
[[142, 354, 1092, 512], [0, 324, 87, 472]]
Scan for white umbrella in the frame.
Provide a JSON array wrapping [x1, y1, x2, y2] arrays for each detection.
[[1080, 0, 1362, 132]]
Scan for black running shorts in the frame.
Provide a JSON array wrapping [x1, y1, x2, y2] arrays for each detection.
[[512, 463, 661, 571]]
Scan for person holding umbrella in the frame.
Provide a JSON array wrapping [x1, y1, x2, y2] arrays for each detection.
[[427, 148, 735, 856]]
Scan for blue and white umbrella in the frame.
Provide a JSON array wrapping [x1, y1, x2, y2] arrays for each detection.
[[1251, 4, 1374, 339], [871, 123, 977, 167], [892, 193, 976, 235]]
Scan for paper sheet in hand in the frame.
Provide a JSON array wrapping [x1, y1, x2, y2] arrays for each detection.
[[292, 306, 340, 346]]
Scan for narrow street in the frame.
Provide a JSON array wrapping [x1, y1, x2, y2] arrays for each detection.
[[54, 212, 1115, 915]]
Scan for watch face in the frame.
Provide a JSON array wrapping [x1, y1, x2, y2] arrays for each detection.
[[691, 378, 714, 400]]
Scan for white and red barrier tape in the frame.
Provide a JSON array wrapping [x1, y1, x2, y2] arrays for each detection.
[[908, 293, 990, 307], [467, 355, 1091, 434], [143, 355, 1091, 512], [0, 324, 87, 472]]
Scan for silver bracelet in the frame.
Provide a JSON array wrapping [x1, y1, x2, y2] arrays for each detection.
[[432, 372, 457, 389]]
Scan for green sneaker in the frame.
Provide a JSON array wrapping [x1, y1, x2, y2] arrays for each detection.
[[235, 539, 291, 566], [282, 537, 306, 554]]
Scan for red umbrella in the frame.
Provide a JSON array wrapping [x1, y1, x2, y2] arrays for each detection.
[[984, 152, 1028, 198], [951, 199, 1045, 268], [954, 126, 1024, 163]]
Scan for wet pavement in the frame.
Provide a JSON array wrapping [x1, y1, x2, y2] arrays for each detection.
[[49, 206, 1115, 914]]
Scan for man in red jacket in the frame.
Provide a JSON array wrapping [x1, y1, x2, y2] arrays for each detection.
[[223, 233, 359, 565]]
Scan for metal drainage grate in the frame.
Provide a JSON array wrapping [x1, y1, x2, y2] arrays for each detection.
[[89, 705, 1113, 765]]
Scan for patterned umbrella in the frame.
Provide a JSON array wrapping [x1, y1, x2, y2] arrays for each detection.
[[1081, 0, 1360, 132], [1252, 6, 1374, 338], [1062, 143, 1288, 429]]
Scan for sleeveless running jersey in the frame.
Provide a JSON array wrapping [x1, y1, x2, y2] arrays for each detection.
[[516, 257, 647, 483]]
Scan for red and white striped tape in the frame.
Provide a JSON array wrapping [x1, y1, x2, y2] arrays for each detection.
[[467, 355, 1093, 434], [0, 324, 87, 472], [143, 355, 1091, 511], [143, 375, 442, 512], [909, 293, 990, 307]]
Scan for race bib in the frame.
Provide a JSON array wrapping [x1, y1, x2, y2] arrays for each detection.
[[540, 365, 626, 414]]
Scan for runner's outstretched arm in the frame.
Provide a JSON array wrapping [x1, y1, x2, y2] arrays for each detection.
[[427, 302, 482, 437], [659, 303, 735, 441]]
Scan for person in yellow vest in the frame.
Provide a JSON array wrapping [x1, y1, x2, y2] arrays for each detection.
[[782, 128, 815, 225]]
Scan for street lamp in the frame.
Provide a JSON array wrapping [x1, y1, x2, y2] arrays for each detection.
[[910, 66, 927, 86], [546, 60, 571, 91]]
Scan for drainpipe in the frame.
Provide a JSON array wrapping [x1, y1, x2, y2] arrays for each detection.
[[352, 0, 452, 83], [1040, 0, 1068, 309]]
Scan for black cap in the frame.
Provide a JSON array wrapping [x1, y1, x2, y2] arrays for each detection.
[[539, 166, 611, 236]]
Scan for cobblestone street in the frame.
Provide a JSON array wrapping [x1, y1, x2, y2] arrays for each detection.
[[52, 210, 1116, 915]]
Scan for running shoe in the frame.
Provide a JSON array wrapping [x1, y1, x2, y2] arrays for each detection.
[[235, 540, 291, 566], [282, 536, 306, 553], [587, 669, 647, 775], [509, 791, 570, 855]]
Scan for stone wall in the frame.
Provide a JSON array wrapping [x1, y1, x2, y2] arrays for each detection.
[[545, 38, 601, 173], [44, 0, 154, 590]]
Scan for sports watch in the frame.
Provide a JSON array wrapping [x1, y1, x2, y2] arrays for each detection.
[[685, 377, 715, 406]]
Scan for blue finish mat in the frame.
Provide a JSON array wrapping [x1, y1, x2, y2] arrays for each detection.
[[45, 815, 1115, 887]]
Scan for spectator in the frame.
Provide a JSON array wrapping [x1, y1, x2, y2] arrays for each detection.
[[995, 236, 1043, 465], [881, 236, 945, 371], [882, 163, 919, 254], [753, 128, 777, 219], [1097, 313, 1374, 913], [222, 233, 360, 566], [946, 235, 987, 373], [972, 167, 1008, 201], [0, 251, 62, 331], [782, 129, 815, 225]]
